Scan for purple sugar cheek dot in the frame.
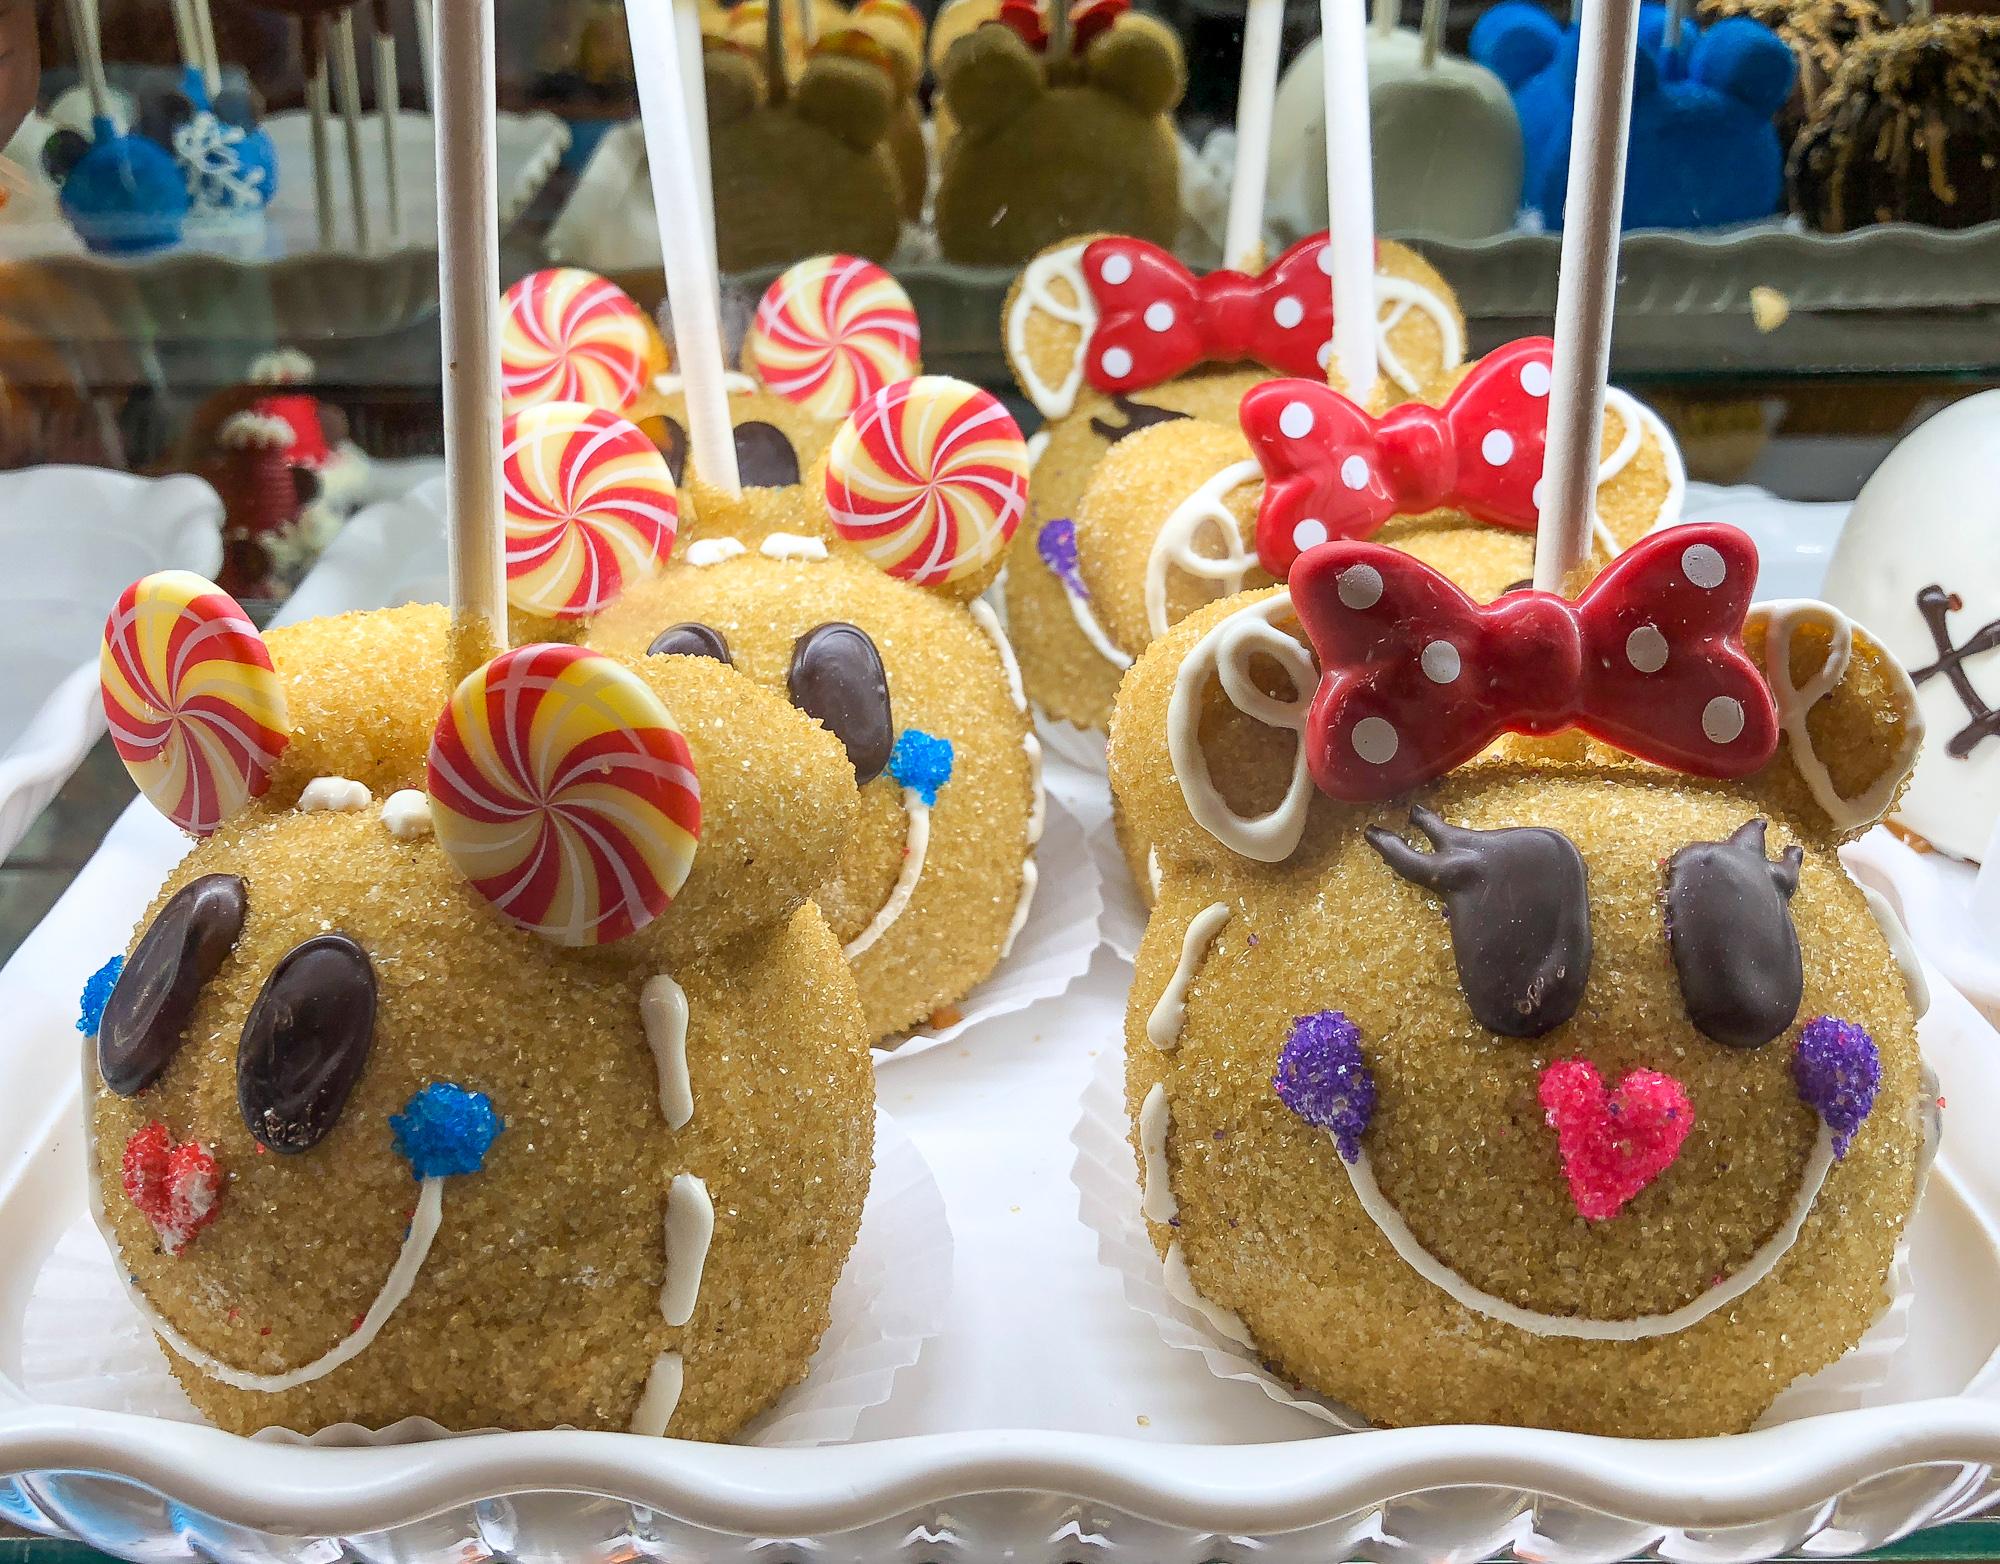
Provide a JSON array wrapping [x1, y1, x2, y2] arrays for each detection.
[[78, 954, 124, 1036], [1792, 1016, 1880, 1160], [1272, 1009, 1376, 1164], [391, 1082, 504, 1180], [1037, 518, 1090, 599]]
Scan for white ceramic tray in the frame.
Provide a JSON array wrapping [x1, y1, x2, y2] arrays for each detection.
[[7, 481, 2000, 1560], [0, 467, 221, 860]]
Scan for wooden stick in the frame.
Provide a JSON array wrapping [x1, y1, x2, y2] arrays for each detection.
[[627, 0, 741, 496], [1049, 0, 1070, 60], [413, 0, 437, 110], [1533, 0, 1640, 595], [63, 0, 108, 120], [191, 0, 221, 94], [795, 0, 816, 45], [1224, 0, 1284, 271], [673, 0, 717, 285], [435, 0, 508, 669], [764, 0, 788, 103], [1370, 0, 1396, 38], [1419, 0, 1443, 67], [169, 0, 199, 80], [333, 7, 372, 251], [304, 18, 336, 247], [1320, 0, 1377, 396], [1663, 0, 1688, 55], [372, 0, 403, 239]]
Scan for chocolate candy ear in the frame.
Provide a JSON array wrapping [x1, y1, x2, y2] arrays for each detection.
[[100, 875, 248, 1096], [640, 413, 688, 485], [733, 421, 801, 487], [1088, 395, 1189, 445], [237, 934, 377, 1153], [1665, 819, 1804, 1050], [41, 128, 89, 183], [648, 622, 732, 664], [1366, 805, 1593, 1039], [787, 622, 894, 784]]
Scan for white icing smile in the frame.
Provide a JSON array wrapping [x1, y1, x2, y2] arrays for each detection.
[[844, 788, 931, 961]]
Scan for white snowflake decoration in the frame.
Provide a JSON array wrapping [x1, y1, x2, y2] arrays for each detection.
[[172, 110, 269, 213]]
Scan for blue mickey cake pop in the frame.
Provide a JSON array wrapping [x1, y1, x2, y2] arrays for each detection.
[[45, 112, 189, 254], [1472, 0, 1796, 230]]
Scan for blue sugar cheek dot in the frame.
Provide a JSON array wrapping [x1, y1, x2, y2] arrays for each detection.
[[887, 729, 954, 807], [391, 1083, 504, 1180], [1272, 1010, 1376, 1165], [78, 955, 124, 1036]]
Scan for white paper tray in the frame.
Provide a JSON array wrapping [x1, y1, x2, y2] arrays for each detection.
[[7, 480, 2000, 1559]]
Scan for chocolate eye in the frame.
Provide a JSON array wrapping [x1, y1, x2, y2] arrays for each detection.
[[1664, 819, 1804, 1049], [734, 422, 800, 487], [1088, 395, 1190, 445], [639, 415, 688, 485], [787, 622, 894, 785], [1366, 806, 1592, 1038], [100, 874, 248, 1096], [237, 934, 378, 1153], [647, 622, 732, 663]]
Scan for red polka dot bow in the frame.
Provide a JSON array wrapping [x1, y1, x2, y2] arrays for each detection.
[[1079, 234, 1335, 400], [1243, 337, 1557, 580], [997, 0, 1128, 51], [1288, 524, 1780, 802]]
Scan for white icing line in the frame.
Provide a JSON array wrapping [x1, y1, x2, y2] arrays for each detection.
[[1374, 275, 1464, 397], [1140, 1082, 1177, 1224], [684, 537, 747, 567], [1334, 1128, 1837, 1340], [1001, 859, 1038, 959], [641, 974, 694, 1131], [1163, 1239, 1255, 1347], [1750, 599, 1925, 833], [1023, 732, 1046, 847], [298, 776, 371, 813], [1860, 883, 1931, 1020], [1057, 572, 1134, 671], [660, 1173, 713, 1329], [1144, 460, 1262, 640], [760, 532, 828, 561], [653, 370, 759, 396], [1025, 430, 1051, 471], [968, 598, 1027, 713], [967, 598, 1046, 854], [1168, 591, 1318, 863], [380, 789, 432, 839], [844, 791, 929, 960], [629, 1349, 684, 1435], [1147, 847, 1163, 898], [1007, 241, 1096, 418], [1146, 902, 1232, 1050], [1589, 388, 1687, 554]]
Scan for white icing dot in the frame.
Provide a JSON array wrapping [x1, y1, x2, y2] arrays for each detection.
[[1352, 717, 1400, 764], [1317, 340, 1333, 370], [1273, 295, 1305, 330], [1279, 400, 1315, 440], [1340, 455, 1369, 490], [1682, 542, 1728, 590], [1144, 301, 1175, 332], [1101, 347, 1134, 380], [1520, 359, 1553, 397], [1532, 478, 1547, 514], [1293, 518, 1329, 552], [298, 776, 371, 814], [1337, 563, 1383, 610], [1099, 252, 1133, 286], [1626, 624, 1669, 674], [1421, 640, 1461, 684], [1703, 696, 1746, 744], [1481, 429, 1515, 467], [381, 789, 433, 839], [1318, 246, 1335, 274]]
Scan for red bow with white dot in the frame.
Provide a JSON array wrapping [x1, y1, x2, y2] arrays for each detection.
[[1243, 337, 1559, 579], [998, 0, 1129, 53], [1289, 524, 1780, 802], [1078, 234, 1335, 401]]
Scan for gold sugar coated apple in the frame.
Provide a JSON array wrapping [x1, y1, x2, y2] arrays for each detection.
[[628, 254, 924, 501], [86, 574, 873, 1439], [590, 375, 1040, 1043], [934, 2, 1186, 266], [1108, 523, 1934, 1437], [998, 232, 1467, 732], [704, 20, 905, 272]]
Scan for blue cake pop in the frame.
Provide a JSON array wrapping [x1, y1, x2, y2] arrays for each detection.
[[56, 112, 190, 254], [169, 66, 279, 239], [1471, 1, 1796, 231]]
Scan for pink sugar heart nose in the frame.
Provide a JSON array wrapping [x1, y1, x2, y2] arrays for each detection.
[[1539, 1060, 1695, 1222]]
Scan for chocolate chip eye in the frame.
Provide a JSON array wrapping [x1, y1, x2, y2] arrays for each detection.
[[639, 415, 687, 485], [100, 874, 248, 1096], [734, 422, 800, 487], [1664, 819, 1804, 1049], [647, 622, 732, 663], [1088, 395, 1190, 444], [237, 934, 378, 1153], [1366, 806, 1593, 1038], [787, 622, 894, 785]]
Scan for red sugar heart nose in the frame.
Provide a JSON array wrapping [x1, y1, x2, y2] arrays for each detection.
[[121, 1121, 224, 1256], [1539, 1061, 1694, 1222]]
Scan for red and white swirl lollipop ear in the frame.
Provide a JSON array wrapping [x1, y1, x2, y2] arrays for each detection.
[[742, 256, 923, 421], [501, 401, 680, 620], [823, 374, 1030, 601], [1002, 237, 1100, 419], [425, 644, 702, 946], [100, 571, 292, 836]]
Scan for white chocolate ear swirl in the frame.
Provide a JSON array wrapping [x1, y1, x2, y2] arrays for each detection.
[[1145, 460, 1262, 640], [1168, 591, 1319, 864], [1006, 242, 1098, 419], [1751, 599, 1925, 835]]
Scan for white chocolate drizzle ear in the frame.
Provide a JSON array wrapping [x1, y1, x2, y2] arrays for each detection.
[[1168, 591, 1319, 863], [1145, 460, 1262, 640], [1750, 599, 1925, 834], [1007, 241, 1098, 419], [1374, 275, 1464, 398], [1593, 388, 1687, 553]]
